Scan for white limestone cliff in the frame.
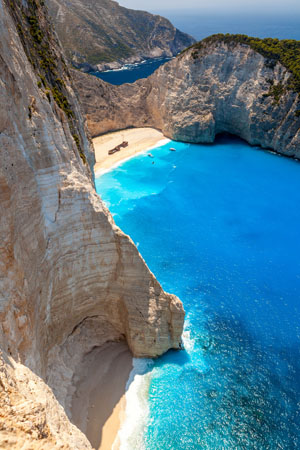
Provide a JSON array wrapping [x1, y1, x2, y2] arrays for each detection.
[[74, 40, 300, 159], [0, 0, 184, 446]]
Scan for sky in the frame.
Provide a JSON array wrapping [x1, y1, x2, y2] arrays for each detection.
[[118, 0, 300, 14]]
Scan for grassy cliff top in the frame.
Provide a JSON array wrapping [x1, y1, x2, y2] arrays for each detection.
[[187, 34, 300, 94]]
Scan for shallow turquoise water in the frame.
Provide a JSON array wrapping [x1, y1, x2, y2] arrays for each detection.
[[95, 136, 300, 449]]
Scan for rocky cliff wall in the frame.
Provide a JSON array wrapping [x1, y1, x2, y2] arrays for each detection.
[[0, 0, 184, 446], [47, 0, 195, 71], [74, 39, 300, 159]]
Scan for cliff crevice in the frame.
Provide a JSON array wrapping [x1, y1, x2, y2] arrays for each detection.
[[47, 0, 195, 71], [73, 36, 300, 159], [0, 0, 184, 447]]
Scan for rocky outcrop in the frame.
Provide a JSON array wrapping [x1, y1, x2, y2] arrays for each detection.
[[73, 37, 300, 159], [47, 0, 195, 71], [0, 0, 184, 446], [0, 351, 91, 449]]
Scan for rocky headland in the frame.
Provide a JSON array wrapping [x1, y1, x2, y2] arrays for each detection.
[[0, 0, 184, 447], [73, 35, 300, 159], [47, 0, 195, 71], [2, 0, 300, 444]]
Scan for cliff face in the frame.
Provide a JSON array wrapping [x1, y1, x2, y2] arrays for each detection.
[[47, 0, 195, 71], [0, 0, 184, 446], [74, 38, 300, 159]]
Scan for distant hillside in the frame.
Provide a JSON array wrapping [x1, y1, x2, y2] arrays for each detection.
[[47, 0, 195, 71]]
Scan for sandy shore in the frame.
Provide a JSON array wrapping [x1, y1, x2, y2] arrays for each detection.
[[93, 127, 169, 176], [71, 342, 133, 450]]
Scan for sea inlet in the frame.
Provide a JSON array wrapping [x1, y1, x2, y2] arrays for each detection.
[[96, 135, 300, 449]]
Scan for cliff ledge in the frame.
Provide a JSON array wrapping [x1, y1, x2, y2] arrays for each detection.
[[0, 0, 184, 447], [74, 35, 300, 159]]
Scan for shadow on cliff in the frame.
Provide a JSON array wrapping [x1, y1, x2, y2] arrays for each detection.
[[70, 341, 133, 449]]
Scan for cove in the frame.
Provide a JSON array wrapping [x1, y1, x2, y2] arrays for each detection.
[[91, 57, 171, 85], [95, 135, 300, 449]]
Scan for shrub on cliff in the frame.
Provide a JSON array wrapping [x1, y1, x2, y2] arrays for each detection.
[[188, 34, 300, 95]]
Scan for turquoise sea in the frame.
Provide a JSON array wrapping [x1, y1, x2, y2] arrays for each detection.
[[95, 136, 300, 449]]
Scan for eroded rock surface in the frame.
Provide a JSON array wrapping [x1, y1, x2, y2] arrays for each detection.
[[47, 0, 195, 71], [0, 0, 184, 446], [73, 40, 300, 158], [0, 352, 91, 449]]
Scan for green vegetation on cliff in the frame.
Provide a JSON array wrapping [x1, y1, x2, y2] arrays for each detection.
[[188, 34, 300, 95], [47, 0, 195, 68], [6, 0, 86, 163]]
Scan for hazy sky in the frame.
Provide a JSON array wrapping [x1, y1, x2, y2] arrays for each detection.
[[118, 0, 300, 13]]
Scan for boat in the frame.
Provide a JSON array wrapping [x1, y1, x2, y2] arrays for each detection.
[[108, 141, 128, 155], [108, 145, 121, 155], [170, 147, 176, 151], [148, 153, 153, 157]]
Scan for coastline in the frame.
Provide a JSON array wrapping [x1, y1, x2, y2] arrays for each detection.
[[93, 128, 170, 177], [90, 128, 169, 448], [71, 343, 133, 450], [86, 129, 169, 449]]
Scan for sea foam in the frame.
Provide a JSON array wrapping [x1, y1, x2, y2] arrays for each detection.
[[115, 358, 154, 450], [99, 135, 300, 449]]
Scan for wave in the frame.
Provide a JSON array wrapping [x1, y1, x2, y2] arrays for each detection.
[[114, 358, 153, 450], [114, 319, 205, 450], [94, 138, 171, 178]]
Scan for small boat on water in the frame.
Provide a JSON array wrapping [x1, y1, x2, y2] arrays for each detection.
[[148, 153, 153, 158], [170, 147, 176, 152]]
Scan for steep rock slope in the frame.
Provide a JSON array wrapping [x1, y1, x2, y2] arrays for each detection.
[[73, 36, 300, 158], [47, 0, 195, 70], [0, 352, 91, 449], [0, 0, 184, 446]]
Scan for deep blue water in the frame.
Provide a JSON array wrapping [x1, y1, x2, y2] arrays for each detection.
[[96, 136, 300, 449], [91, 57, 171, 85], [92, 13, 300, 86], [153, 12, 300, 42]]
